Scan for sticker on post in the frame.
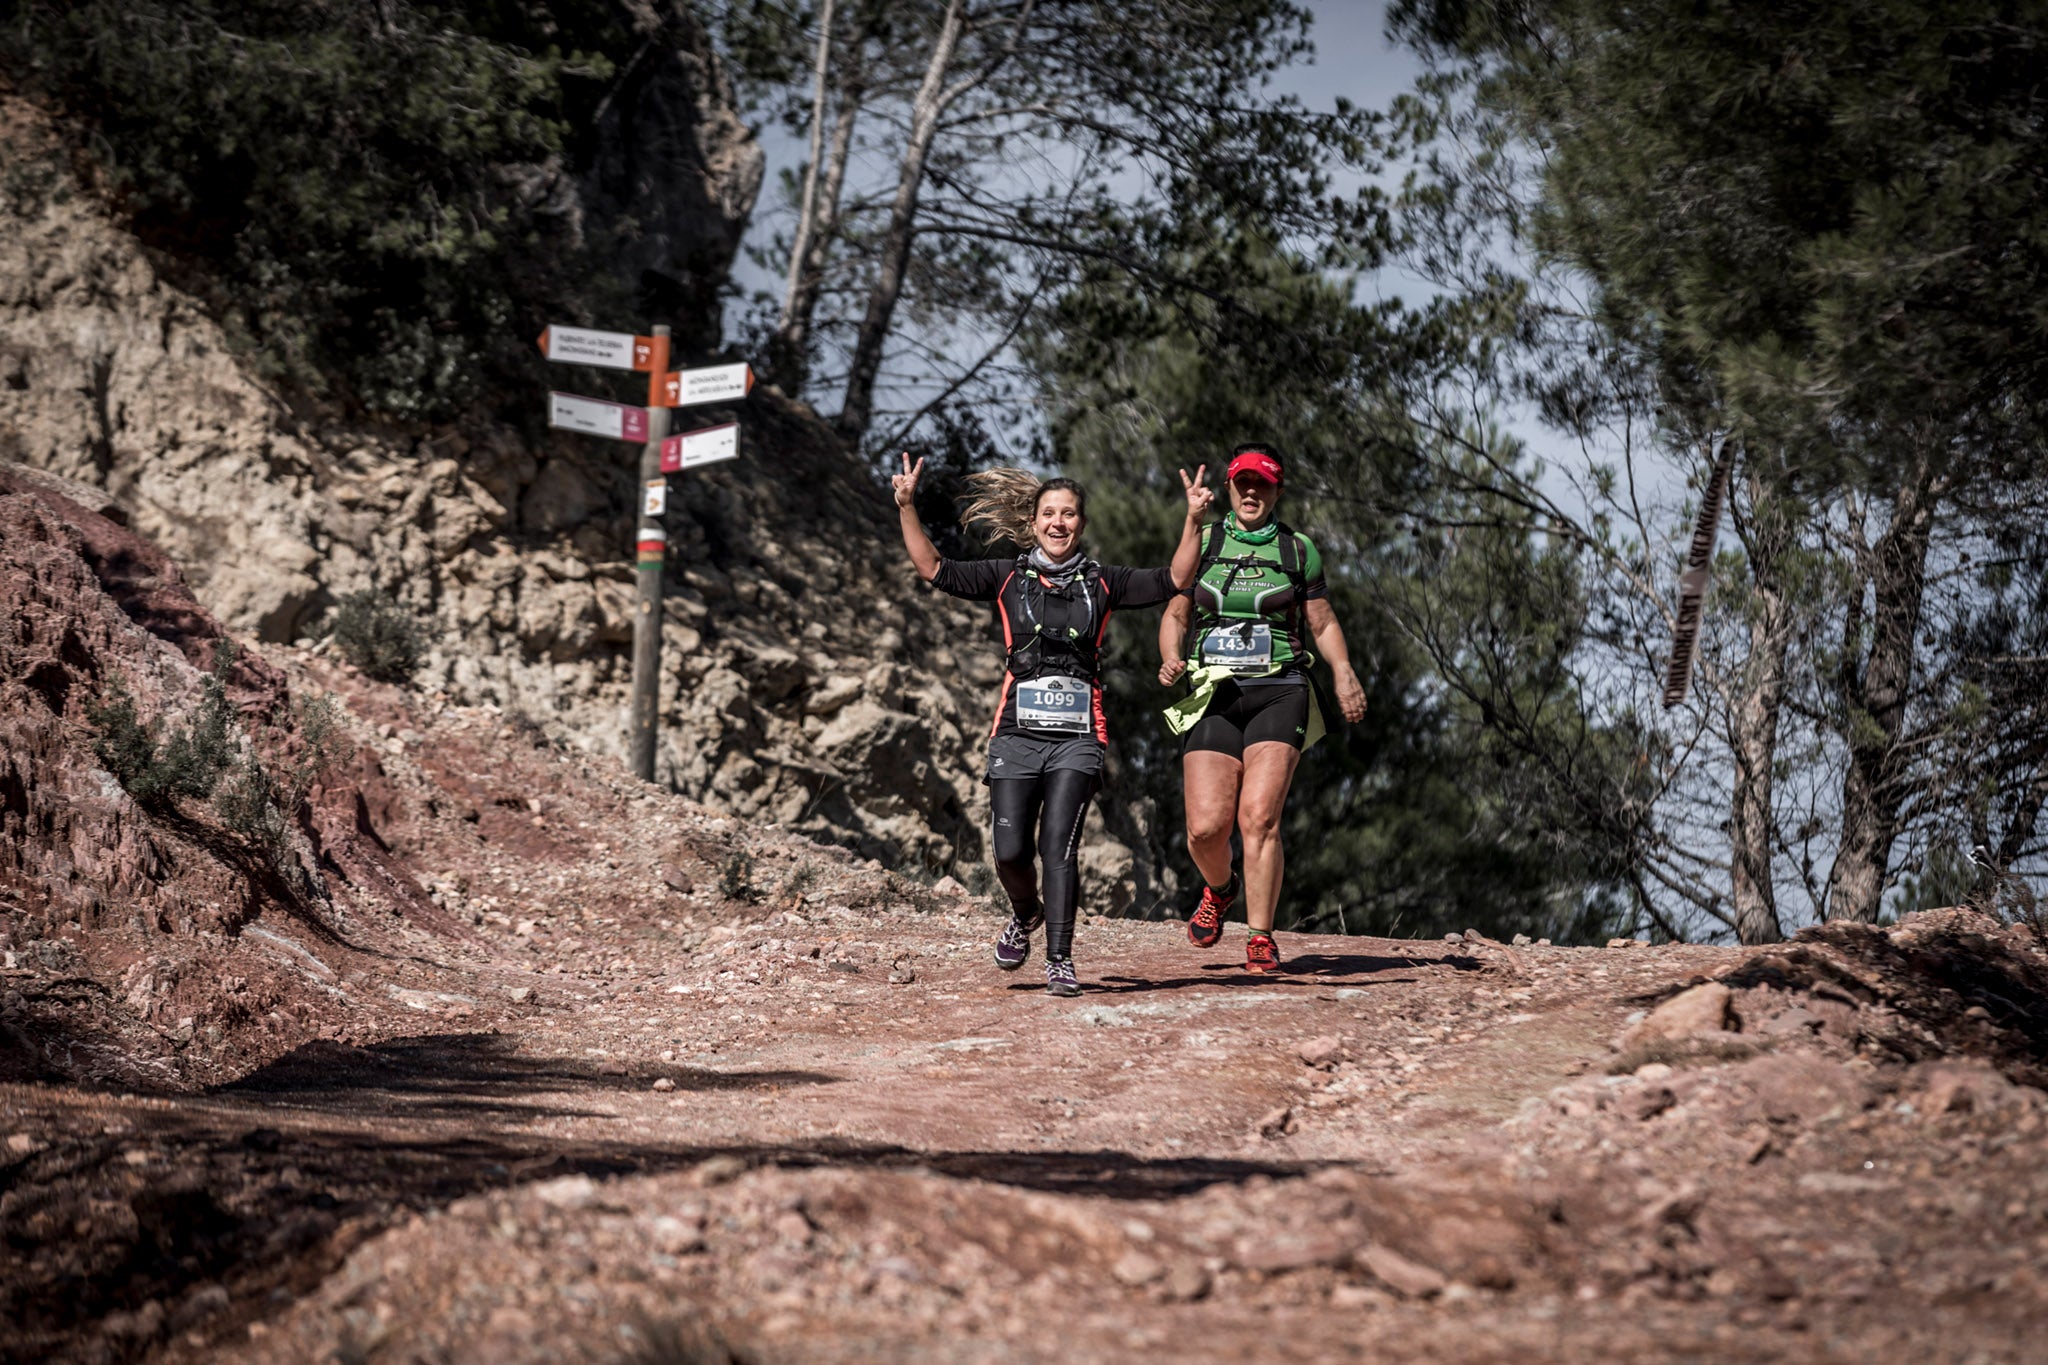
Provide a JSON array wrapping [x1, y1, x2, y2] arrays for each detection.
[[549, 391, 649, 443], [1015, 675, 1093, 734], [643, 477, 667, 517], [1200, 623, 1273, 673], [537, 326, 662, 372], [659, 422, 740, 472], [659, 362, 754, 407]]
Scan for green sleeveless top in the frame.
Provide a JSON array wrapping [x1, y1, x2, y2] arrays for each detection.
[[1186, 516, 1327, 673]]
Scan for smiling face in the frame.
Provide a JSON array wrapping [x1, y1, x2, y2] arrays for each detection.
[[1033, 487, 1085, 559], [1229, 471, 1279, 527]]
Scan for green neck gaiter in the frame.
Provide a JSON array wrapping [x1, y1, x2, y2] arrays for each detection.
[[1226, 511, 1280, 545]]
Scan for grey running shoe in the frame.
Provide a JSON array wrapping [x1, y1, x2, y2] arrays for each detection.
[[1045, 957, 1080, 997], [993, 914, 1040, 970]]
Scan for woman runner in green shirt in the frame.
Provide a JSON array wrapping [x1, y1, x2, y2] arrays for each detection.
[[1156, 444, 1368, 972]]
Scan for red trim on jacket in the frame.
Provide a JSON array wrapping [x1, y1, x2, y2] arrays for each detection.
[[989, 569, 1017, 739]]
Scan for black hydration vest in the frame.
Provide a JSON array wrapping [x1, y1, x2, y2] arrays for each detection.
[[1002, 555, 1105, 682]]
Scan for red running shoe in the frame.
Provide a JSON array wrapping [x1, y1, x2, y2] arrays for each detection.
[[1245, 933, 1281, 974], [1187, 877, 1236, 948]]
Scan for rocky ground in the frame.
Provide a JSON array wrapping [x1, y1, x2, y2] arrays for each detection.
[[7, 467, 2048, 1362]]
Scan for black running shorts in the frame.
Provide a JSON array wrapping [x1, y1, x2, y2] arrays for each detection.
[[985, 731, 1106, 783], [1183, 679, 1309, 758]]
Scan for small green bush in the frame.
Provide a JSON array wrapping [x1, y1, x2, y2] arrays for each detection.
[[212, 753, 286, 855], [779, 858, 820, 901], [717, 850, 759, 904], [87, 641, 239, 805], [328, 590, 428, 683], [212, 692, 345, 892]]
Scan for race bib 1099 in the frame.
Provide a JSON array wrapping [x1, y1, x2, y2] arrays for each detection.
[[1015, 675, 1093, 734]]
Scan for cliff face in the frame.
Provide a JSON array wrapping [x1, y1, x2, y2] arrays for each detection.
[[0, 88, 1148, 909]]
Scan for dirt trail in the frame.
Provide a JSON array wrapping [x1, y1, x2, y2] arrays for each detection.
[[7, 636, 2048, 1361]]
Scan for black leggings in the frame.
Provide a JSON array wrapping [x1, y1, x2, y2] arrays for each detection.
[[990, 770, 1098, 960]]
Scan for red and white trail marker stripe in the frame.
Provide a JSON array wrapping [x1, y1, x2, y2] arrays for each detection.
[[659, 362, 754, 408], [548, 391, 649, 443], [635, 526, 666, 567], [537, 326, 661, 373], [659, 422, 739, 472]]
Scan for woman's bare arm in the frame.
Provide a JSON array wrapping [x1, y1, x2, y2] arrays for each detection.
[[1305, 598, 1367, 722], [893, 453, 941, 583], [1158, 594, 1193, 685], [1169, 465, 1214, 590]]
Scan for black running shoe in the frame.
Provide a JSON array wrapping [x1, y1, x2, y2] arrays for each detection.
[[993, 914, 1040, 970], [1044, 957, 1080, 997]]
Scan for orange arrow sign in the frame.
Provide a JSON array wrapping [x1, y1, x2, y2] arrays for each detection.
[[538, 325, 663, 373], [659, 362, 754, 407]]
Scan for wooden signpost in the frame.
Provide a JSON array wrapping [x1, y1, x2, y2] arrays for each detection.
[[539, 325, 752, 780]]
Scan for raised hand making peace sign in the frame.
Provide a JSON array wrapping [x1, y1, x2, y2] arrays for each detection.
[[892, 451, 926, 509], [1179, 464, 1215, 521]]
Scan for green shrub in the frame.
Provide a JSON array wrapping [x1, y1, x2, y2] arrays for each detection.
[[87, 641, 239, 805], [214, 692, 346, 890], [717, 850, 759, 904], [328, 590, 428, 683], [212, 752, 286, 856]]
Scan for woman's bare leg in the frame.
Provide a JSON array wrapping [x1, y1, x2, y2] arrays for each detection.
[[1181, 750, 1242, 889], [1235, 741, 1302, 932]]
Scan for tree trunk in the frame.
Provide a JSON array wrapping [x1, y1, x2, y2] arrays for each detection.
[[1825, 450, 1944, 922], [834, 0, 968, 445], [1726, 463, 1789, 945], [773, 81, 861, 394], [770, 0, 838, 391]]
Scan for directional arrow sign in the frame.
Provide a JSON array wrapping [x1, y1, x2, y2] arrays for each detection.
[[538, 325, 662, 372], [660, 422, 740, 472], [660, 362, 754, 407], [549, 391, 650, 443]]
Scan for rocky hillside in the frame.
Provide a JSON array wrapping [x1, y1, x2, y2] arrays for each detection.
[[0, 89, 1154, 910]]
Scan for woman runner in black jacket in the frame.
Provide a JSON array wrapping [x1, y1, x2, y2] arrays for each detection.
[[893, 454, 1211, 995]]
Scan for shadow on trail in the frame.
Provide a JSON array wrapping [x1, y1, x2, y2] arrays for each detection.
[[3, 1070, 1323, 1361], [1074, 952, 1480, 996], [8, 1025, 1336, 1358], [219, 1033, 836, 1117]]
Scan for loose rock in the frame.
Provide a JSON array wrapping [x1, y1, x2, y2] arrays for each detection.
[[1355, 1243, 1447, 1299], [1618, 982, 1733, 1049]]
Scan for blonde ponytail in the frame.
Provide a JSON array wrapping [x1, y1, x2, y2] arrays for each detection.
[[959, 468, 1049, 547]]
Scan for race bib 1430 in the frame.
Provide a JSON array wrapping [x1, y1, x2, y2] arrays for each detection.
[[1016, 675, 1093, 734], [1201, 623, 1273, 673]]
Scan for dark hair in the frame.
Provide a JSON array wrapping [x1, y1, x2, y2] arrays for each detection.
[[1035, 477, 1088, 516], [1231, 441, 1285, 466]]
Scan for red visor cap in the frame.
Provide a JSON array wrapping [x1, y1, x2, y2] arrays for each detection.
[[1227, 450, 1283, 485]]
